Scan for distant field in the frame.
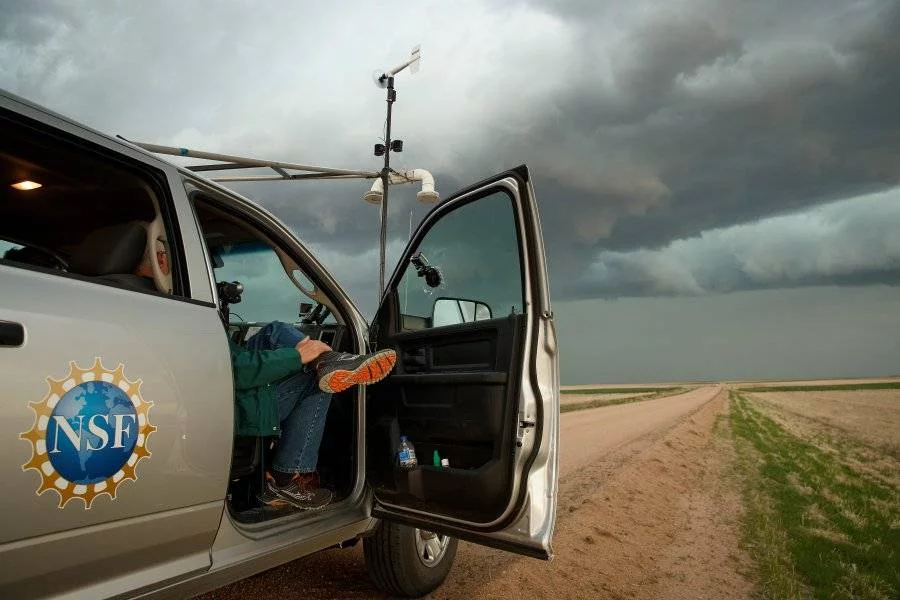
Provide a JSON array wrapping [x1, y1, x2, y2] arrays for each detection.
[[730, 376, 900, 388], [559, 387, 690, 413], [747, 388, 900, 459], [561, 386, 679, 395], [561, 382, 691, 391], [739, 381, 900, 392]]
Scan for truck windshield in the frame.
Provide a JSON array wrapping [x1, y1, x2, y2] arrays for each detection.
[[213, 241, 310, 324]]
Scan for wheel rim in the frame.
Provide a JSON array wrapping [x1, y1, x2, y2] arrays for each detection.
[[414, 529, 451, 567]]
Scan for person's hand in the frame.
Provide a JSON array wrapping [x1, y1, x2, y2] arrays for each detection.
[[296, 337, 332, 364]]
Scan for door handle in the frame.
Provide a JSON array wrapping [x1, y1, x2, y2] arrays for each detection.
[[0, 320, 25, 347]]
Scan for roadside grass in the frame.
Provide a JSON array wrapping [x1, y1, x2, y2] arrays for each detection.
[[738, 382, 900, 393], [561, 386, 684, 395], [730, 391, 899, 599], [560, 387, 689, 413], [713, 410, 794, 597]]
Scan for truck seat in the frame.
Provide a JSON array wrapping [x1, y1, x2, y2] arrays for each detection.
[[68, 222, 157, 291]]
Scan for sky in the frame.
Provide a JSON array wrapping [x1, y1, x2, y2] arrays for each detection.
[[3, 0, 899, 383]]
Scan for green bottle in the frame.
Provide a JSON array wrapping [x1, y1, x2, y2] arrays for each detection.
[[433, 449, 441, 467]]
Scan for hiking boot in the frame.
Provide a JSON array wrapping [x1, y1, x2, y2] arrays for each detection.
[[315, 349, 397, 394], [258, 473, 333, 510]]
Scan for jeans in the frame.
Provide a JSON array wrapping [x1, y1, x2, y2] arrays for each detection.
[[245, 321, 332, 474]]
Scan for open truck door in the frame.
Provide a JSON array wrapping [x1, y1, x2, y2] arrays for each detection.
[[366, 166, 559, 559]]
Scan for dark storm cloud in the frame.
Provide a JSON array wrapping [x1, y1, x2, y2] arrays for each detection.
[[515, 0, 900, 250], [461, 0, 900, 300], [2, 0, 900, 307], [567, 186, 900, 298]]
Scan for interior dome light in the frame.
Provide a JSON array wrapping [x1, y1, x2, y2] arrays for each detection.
[[12, 180, 42, 191]]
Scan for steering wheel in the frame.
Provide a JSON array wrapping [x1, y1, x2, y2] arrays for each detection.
[[145, 217, 173, 294]]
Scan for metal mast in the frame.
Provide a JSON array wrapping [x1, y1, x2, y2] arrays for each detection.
[[373, 45, 420, 302], [379, 75, 395, 302]]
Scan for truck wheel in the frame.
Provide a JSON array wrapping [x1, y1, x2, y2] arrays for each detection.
[[364, 521, 458, 598]]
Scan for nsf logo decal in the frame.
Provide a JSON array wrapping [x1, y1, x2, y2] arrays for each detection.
[[20, 358, 156, 508]]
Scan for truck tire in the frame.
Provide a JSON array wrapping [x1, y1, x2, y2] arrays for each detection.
[[364, 521, 458, 598]]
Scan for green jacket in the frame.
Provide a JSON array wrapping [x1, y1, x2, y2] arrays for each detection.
[[229, 340, 302, 436]]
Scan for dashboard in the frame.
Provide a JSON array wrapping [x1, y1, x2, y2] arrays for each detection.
[[228, 321, 347, 350]]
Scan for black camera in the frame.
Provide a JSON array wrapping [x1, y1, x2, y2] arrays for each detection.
[[216, 280, 244, 305], [410, 252, 442, 288]]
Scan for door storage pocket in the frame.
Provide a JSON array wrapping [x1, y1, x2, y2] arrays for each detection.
[[391, 460, 510, 523]]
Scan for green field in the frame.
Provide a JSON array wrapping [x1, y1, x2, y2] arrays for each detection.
[[729, 391, 899, 599]]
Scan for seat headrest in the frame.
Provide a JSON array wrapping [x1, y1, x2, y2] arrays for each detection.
[[69, 222, 148, 276]]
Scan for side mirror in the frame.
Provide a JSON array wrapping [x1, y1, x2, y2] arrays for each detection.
[[432, 297, 492, 327]]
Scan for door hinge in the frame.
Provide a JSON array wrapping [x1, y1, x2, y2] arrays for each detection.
[[519, 419, 536, 428]]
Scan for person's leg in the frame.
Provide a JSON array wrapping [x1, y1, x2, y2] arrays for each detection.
[[245, 321, 308, 351], [272, 370, 332, 475], [258, 369, 333, 509]]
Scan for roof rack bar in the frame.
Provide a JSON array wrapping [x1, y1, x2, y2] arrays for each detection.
[[286, 173, 368, 180], [127, 140, 380, 178], [207, 176, 299, 182], [186, 162, 249, 172], [209, 173, 368, 182]]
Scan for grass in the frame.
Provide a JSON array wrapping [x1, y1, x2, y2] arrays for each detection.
[[729, 391, 899, 599], [716, 411, 808, 599], [561, 386, 682, 395], [560, 387, 689, 413], [738, 382, 900, 392]]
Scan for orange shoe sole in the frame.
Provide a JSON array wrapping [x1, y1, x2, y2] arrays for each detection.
[[319, 350, 397, 394]]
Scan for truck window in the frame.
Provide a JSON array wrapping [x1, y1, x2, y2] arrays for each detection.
[[0, 113, 183, 296], [190, 195, 332, 328]]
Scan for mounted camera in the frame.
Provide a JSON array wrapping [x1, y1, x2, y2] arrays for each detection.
[[216, 280, 244, 318], [410, 252, 443, 288]]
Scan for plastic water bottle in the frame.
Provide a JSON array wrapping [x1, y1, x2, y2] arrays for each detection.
[[398, 435, 418, 470]]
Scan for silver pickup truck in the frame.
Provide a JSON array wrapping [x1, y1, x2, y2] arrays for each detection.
[[0, 89, 559, 599]]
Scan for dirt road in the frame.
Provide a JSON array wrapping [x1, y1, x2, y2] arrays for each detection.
[[206, 385, 752, 599], [558, 385, 718, 475]]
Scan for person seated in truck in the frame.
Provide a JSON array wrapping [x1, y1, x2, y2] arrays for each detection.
[[134, 237, 169, 282], [135, 233, 398, 510], [232, 321, 397, 510]]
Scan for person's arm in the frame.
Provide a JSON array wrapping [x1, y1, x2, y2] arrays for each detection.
[[229, 342, 301, 390]]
